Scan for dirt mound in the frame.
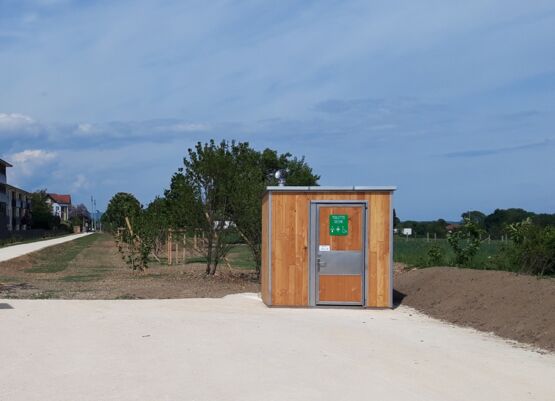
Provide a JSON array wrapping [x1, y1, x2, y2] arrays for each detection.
[[395, 267, 555, 352]]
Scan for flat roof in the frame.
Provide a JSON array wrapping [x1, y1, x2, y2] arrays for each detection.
[[5, 184, 31, 195], [0, 159, 13, 167], [266, 186, 396, 192]]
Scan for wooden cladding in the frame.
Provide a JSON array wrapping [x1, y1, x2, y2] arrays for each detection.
[[319, 275, 362, 303], [261, 190, 393, 308]]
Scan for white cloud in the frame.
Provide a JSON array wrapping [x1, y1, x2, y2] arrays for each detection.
[[71, 173, 90, 192], [0, 113, 35, 132], [8, 149, 57, 177], [76, 122, 96, 135]]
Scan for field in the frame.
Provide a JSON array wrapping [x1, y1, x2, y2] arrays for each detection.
[[394, 237, 505, 268], [0, 233, 259, 299]]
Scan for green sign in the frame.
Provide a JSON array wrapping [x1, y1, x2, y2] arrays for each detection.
[[329, 214, 348, 236]]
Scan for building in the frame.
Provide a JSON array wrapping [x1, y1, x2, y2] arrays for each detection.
[[0, 158, 32, 233], [0, 159, 12, 233], [6, 184, 31, 231], [46, 193, 72, 222], [261, 186, 396, 308]]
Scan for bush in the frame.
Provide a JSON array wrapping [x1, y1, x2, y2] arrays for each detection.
[[504, 221, 555, 276], [447, 218, 483, 266]]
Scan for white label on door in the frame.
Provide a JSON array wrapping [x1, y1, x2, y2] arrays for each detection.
[[319, 245, 331, 252]]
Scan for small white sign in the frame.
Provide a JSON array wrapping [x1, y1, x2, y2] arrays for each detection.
[[319, 245, 331, 252]]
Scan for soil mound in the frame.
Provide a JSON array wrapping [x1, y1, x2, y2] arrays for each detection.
[[395, 267, 555, 352]]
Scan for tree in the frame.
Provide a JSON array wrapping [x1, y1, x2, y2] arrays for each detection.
[[485, 208, 533, 239], [102, 192, 141, 231], [139, 197, 173, 259], [228, 144, 319, 274], [164, 140, 320, 275], [447, 218, 484, 266], [393, 209, 400, 229], [461, 210, 486, 230], [30, 190, 55, 229], [69, 203, 90, 227], [177, 140, 237, 275]]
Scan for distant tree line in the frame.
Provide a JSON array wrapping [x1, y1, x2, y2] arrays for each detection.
[[396, 208, 555, 239]]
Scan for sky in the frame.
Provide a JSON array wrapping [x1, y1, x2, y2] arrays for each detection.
[[1, 0, 554, 220]]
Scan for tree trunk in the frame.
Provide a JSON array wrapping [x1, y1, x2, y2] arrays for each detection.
[[205, 233, 214, 275]]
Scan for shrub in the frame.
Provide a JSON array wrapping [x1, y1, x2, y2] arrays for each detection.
[[447, 218, 483, 266], [427, 245, 444, 266], [504, 221, 555, 276]]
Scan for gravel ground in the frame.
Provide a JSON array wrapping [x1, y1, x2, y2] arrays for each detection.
[[0, 294, 553, 401]]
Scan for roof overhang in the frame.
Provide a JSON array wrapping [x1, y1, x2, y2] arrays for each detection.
[[265, 186, 397, 192], [0, 159, 13, 168]]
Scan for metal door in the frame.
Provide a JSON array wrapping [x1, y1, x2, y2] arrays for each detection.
[[311, 202, 367, 306]]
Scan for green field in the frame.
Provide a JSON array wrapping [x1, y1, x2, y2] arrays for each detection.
[[394, 237, 506, 268]]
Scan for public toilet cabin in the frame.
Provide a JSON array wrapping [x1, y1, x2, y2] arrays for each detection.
[[261, 186, 396, 308]]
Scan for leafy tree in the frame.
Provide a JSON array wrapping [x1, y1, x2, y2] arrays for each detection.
[[485, 208, 533, 239], [178, 140, 237, 275], [461, 210, 486, 230], [69, 203, 90, 227], [504, 220, 555, 276], [139, 197, 173, 259], [164, 140, 320, 275], [447, 217, 484, 266], [30, 190, 55, 229], [532, 213, 555, 228], [393, 209, 400, 229], [102, 192, 141, 231], [164, 172, 205, 230]]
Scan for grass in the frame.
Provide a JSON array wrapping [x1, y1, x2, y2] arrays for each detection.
[[0, 231, 72, 248], [227, 244, 256, 269], [24, 234, 99, 273], [394, 237, 505, 268], [181, 245, 256, 270]]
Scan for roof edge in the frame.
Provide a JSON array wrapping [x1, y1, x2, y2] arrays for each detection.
[[0, 159, 13, 167], [265, 186, 396, 192]]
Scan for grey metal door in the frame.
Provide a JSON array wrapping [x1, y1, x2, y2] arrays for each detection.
[[311, 202, 366, 306]]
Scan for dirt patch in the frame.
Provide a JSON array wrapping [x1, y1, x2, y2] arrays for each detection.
[[395, 266, 555, 352], [0, 234, 259, 300]]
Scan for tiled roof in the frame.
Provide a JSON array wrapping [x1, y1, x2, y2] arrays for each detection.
[[48, 193, 72, 205]]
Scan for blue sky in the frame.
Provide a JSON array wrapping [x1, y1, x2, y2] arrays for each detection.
[[1, 0, 554, 220]]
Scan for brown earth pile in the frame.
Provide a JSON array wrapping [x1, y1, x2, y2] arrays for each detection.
[[395, 266, 555, 352]]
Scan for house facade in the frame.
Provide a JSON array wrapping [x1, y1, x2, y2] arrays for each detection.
[[6, 184, 32, 231], [0, 158, 32, 233], [0, 159, 11, 233], [46, 193, 72, 222]]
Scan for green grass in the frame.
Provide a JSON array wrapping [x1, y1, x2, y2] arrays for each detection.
[[394, 237, 505, 268], [185, 256, 208, 264], [180, 245, 256, 269], [24, 234, 99, 274], [0, 232, 72, 248], [227, 244, 256, 270]]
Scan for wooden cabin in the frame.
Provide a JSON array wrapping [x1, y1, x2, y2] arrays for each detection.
[[261, 186, 396, 308]]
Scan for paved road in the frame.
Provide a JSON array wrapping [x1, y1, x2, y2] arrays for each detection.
[[0, 294, 553, 401], [0, 232, 93, 262]]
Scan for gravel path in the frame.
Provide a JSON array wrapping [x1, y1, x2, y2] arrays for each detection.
[[0, 293, 553, 401], [0, 233, 93, 262]]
